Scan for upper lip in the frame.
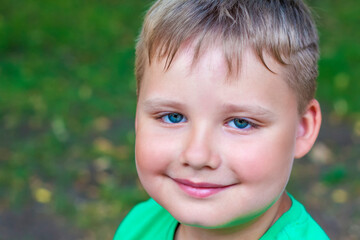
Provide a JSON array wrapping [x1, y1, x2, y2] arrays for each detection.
[[173, 178, 234, 188]]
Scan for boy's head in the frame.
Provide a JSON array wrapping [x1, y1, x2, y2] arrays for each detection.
[[135, 0, 319, 114], [134, 0, 321, 233]]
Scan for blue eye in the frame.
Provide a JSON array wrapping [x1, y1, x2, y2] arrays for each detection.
[[162, 113, 186, 124], [228, 118, 251, 129]]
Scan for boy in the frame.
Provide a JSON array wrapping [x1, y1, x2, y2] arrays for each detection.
[[115, 0, 329, 239]]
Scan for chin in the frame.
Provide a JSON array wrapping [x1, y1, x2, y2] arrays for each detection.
[[171, 200, 274, 230], [173, 210, 244, 229], [179, 218, 225, 229]]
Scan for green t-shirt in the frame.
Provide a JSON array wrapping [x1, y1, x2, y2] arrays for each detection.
[[114, 194, 329, 240]]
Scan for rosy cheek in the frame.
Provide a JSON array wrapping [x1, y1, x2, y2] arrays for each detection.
[[135, 130, 177, 174], [229, 153, 271, 182], [227, 138, 293, 182]]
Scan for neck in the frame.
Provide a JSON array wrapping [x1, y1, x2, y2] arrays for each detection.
[[175, 192, 292, 240]]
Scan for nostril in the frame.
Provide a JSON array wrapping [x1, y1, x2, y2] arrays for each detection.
[[182, 162, 190, 167], [180, 146, 221, 170]]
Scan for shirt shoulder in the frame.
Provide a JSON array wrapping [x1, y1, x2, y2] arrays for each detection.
[[113, 198, 178, 240], [261, 194, 330, 240]]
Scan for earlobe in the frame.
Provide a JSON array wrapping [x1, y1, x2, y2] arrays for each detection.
[[294, 99, 322, 159]]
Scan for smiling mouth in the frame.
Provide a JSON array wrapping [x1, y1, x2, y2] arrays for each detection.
[[173, 178, 235, 198]]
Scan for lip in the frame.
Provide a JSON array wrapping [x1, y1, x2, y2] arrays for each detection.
[[173, 178, 235, 198]]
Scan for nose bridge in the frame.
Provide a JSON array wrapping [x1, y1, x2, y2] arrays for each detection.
[[181, 120, 220, 170]]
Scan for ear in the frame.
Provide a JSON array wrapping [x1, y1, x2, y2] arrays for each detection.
[[294, 99, 322, 159]]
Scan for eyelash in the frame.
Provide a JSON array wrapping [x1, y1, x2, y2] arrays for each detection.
[[157, 112, 187, 124], [156, 112, 259, 131], [226, 118, 259, 130]]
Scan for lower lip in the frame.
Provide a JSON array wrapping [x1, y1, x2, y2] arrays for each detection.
[[175, 182, 231, 198]]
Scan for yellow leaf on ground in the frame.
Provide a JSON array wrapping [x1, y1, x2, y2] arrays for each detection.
[[34, 188, 52, 204]]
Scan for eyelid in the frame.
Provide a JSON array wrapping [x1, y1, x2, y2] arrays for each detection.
[[225, 117, 260, 130], [156, 112, 187, 124]]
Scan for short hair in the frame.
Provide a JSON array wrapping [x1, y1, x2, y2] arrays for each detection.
[[135, 0, 319, 113]]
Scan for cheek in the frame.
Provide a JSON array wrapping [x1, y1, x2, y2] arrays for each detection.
[[226, 131, 296, 182], [135, 128, 182, 201], [135, 129, 177, 177]]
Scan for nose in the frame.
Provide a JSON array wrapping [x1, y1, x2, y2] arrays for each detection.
[[180, 124, 221, 170]]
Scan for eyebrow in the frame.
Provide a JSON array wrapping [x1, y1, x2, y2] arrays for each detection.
[[142, 98, 275, 117], [142, 98, 185, 111], [221, 103, 276, 118]]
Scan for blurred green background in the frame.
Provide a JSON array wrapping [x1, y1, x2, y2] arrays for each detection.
[[0, 0, 359, 239]]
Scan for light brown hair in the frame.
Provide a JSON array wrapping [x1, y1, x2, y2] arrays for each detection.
[[135, 0, 319, 113]]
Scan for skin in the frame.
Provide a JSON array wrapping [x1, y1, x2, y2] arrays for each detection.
[[135, 44, 321, 239]]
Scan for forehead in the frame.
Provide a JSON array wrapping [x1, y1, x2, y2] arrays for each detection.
[[144, 42, 287, 90], [171, 42, 230, 79]]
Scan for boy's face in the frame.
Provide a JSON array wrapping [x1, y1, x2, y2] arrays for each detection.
[[135, 45, 301, 227]]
